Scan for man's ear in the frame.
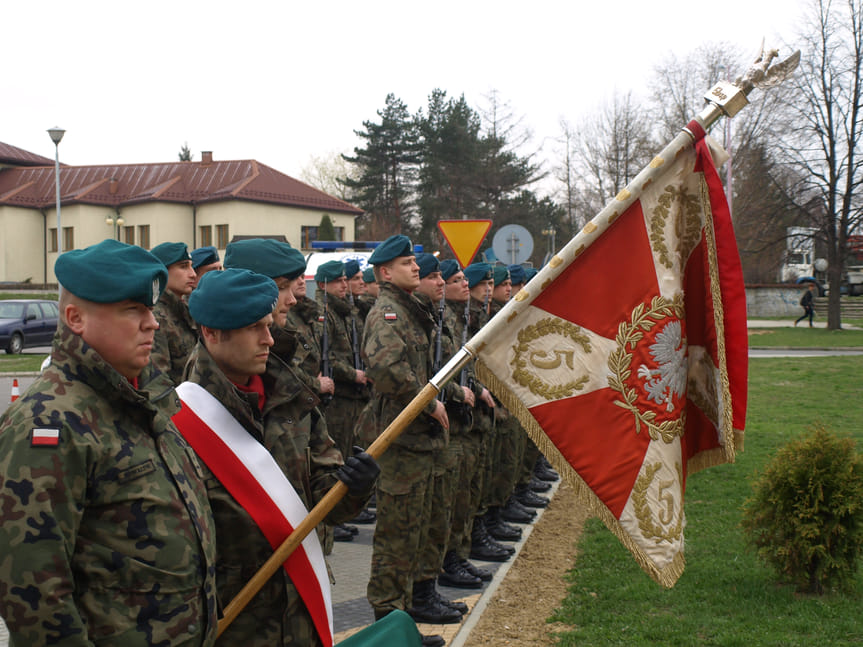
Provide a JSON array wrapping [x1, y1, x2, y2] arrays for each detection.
[[199, 325, 218, 345], [65, 302, 85, 335], [379, 263, 392, 282]]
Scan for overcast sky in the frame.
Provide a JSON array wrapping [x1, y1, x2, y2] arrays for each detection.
[[3, 0, 807, 198]]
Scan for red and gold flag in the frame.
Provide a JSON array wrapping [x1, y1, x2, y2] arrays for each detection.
[[472, 125, 747, 587]]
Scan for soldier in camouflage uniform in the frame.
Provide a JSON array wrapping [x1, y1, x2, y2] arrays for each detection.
[[357, 266, 379, 321], [438, 260, 495, 586], [359, 236, 458, 647], [0, 239, 218, 646], [285, 271, 335, 401], [151, 241, 199, 384], [183, 268, 379, 646], [315, 260, 370, 460], [463, 263, 516, 563], [412, 254, 478, 595], [190, 245, 223, 289]]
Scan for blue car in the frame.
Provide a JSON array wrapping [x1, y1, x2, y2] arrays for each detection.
[[0, 299, 59, 354]]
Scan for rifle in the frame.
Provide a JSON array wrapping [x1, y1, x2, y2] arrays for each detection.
[[453, 297, 474, 423], [433, 284, 447, 403], [348, 291, 366, 396], [319, 285, 333, 404]]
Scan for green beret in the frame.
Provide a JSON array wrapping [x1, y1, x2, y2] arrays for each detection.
[[315, 260, 346, 283], [415, 253, 440, 279], [368, 234, 413, 265], [55, 239, 167, 307], [224, 239, 305, 279], [344, 259, 362, 278], [493, 264, 511, 286], [191, 246, 220, 269], [362, 267, 376, 283], [150, 242, 191, 268], [189, 268, 278, 330], [439, 259, 461, 280], [464, 262, 493, 288], [508, 264, 526, 285], [524, 267, 538, 282]]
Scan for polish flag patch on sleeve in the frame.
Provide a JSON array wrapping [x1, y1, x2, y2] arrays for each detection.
[[384, 312, 398, 322], [31, 428, 60, 447]]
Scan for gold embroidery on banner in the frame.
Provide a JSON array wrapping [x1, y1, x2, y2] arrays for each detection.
[[514, 290, 530, 302], [549, 255, 563, 268], [607, 295, 686, 443], [510, 318, 591, 399], [649, 156, 665, 168], [583, 222, 598, 234], [650, 183, 703, 270], [632, 462, 684, 543], [616, 189, 632, 201]]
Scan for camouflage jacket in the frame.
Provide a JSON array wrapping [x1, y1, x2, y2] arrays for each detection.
[[415, 291, 465, 407], [445, 299, 482, 430], [358, 283, 446, 451], [316, 291, 367, 401], [152, 289, 198, 384], [355, 294, 376, 322], [282, 297, 323, 394], [181, 343, 368, 646], [469, 295, 495, 432], [0, 323, 218, 647]]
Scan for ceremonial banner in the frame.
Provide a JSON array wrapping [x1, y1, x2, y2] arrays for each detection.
[[473, 125, 747, 587], [172, 382, 334, 645]]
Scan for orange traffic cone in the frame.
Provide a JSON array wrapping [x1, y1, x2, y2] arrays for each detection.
[[10, 378, 20, 403]]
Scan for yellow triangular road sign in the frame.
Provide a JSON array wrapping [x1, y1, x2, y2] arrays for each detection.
[[437, 219, 492, 268]]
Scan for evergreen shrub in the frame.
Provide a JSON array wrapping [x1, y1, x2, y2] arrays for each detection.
[[741, 425, 863, 594]]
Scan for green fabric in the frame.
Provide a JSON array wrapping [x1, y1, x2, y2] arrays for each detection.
[[150, 241, 191, 267], [189, 268, 278, 329], [224, 238, 306, 279], [368, 234, 413, 265], [336, 610, 421, 647]]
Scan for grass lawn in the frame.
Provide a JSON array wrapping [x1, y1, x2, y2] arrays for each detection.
[[550, 356, 863, 646], [748, 326, 863, 347]]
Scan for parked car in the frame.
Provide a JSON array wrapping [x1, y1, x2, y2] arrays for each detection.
[[0, 299, 60, 354]]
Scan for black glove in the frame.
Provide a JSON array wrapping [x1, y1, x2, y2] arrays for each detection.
[[336, 446, 380, 496]]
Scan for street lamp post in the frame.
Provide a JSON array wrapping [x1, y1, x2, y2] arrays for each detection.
[[106, 213, 125, 240], [47, 127, 65, 255]]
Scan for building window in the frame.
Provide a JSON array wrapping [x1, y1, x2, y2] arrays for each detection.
[[123, 226, 135, 245], [216, 224, 229, 249], [49, 228, 58, 253], [62, 227, 74, 252], [301, 225, 345, 249], [200, 225, 212, 247], [138, 225, 150, 249]]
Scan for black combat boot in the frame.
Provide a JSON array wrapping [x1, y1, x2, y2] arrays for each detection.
[[469, 517, 512, 562], [484, 507, 523, 542], [460, 557, 493, 582], [406, 579, 463, 624], [528, 476, 552, 492], [432, 579, 468, 614], [514, 484, 549, 508], [439, 550, 483, 588], [501, 496, 536, 523], [534, 456, 559, 482], [333, 524, 354, 542]]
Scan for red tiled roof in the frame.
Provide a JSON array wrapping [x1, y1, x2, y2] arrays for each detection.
[[0, 141, 56, 167], [0, 157, 363, 215]]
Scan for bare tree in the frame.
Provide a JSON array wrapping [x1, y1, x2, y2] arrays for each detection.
[[553, 118, 582, 238], [776, 0, 863, 328], [569, 90, 656, 219], [299, 150, 357, 202]]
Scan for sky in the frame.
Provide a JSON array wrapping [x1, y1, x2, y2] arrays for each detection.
[[3, 0, 808, 199]]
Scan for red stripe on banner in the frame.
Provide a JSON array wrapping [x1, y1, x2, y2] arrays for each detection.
[[529, 388, 651, 518], [695, 139, 748, 431], [172, 405, 333, 646], [532, 201, 659, 339], [682, 401, 720, 473]]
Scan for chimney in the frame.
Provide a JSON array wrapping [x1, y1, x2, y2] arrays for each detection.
[[201, 151, 213, 166], [109, 177, 119, 195]]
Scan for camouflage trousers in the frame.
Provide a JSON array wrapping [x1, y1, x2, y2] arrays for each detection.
[[367, 446, 435, 614], [323, 394, 367, 460], [517, 433, 542, 487], [484, 411, 523, 508], [417, 438, 461, 582], [449, 430, 486, 559]]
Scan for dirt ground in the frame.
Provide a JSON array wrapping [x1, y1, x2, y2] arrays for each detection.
[[463, 483, 588, 646]]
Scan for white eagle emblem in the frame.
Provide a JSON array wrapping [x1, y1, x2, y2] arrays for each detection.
[[637, 320, 687, 412]]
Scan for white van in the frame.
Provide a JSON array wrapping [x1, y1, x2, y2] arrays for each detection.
[[304, 251, 373, 298]]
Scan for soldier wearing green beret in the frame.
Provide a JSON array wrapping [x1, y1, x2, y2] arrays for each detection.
[[358, 236, 459, 646], [150, 241, 199, 384], [181, 268, 380, 647], [191, 245, 222, 289], [356, 266, 378, 319], [413, 254, 482, 594], [0, 239, 219, 646], [438, 259, 495, 585]]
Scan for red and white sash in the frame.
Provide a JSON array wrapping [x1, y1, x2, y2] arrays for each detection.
[[172, 381, 334, 646]]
